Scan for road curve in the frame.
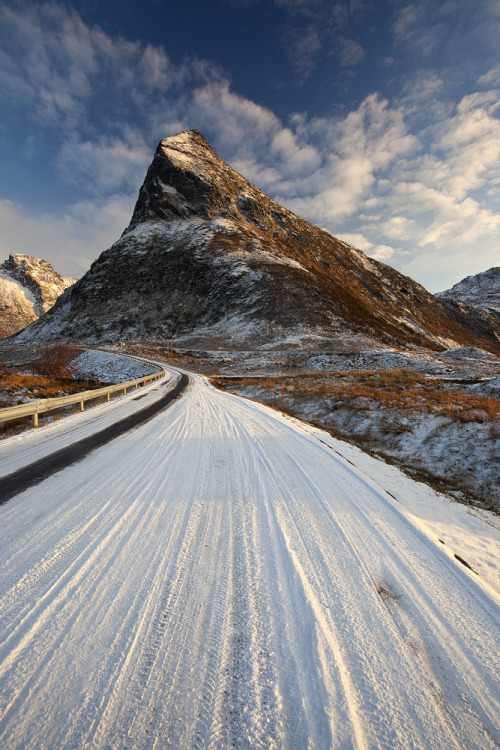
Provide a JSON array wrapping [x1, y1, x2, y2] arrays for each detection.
[[0, 372, 189, 505], [0, 372, 498, 749]]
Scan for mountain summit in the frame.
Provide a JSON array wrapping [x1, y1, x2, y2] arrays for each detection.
[[437, 267, 500, 313], [0, 254, 76, 339], [14, 130, 500, 352]]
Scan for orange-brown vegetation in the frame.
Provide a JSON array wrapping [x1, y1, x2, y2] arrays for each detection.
[[0, 345, 104, 410], [31, 344, 83, 380], [215, 368, 499, 511], [217, 369, 500, 423], [0, 372, 102, 403]]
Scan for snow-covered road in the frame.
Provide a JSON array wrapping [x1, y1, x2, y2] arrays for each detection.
[[0, 370, 499, 749]]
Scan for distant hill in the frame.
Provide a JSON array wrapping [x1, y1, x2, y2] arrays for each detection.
[[436, 267, 500, 313], [0, 254, 77, 338]]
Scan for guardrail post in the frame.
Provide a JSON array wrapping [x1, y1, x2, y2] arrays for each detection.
[[0, 367, 165, 427]]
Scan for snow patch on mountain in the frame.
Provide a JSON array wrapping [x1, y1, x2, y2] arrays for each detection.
[[0, 274, 37, 306]]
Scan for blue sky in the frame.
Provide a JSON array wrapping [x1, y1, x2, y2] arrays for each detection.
[[0, 0, 499, 292]]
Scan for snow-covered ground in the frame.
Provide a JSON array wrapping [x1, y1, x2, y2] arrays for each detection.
[[0, 370, 499, 749], [225, 378, 500, 509], [74, 347, 159, 382], [206, 344, 499, 509], [0, 348, 161, 417]]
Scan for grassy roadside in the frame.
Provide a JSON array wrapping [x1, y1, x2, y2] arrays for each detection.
[[217, 369, 499, 421], [0, 345, 109, 436], [214, 369, 500, 513]]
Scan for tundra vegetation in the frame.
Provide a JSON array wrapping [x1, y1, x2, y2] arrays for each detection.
[[215, 369, 500, 513], [0, 345, 106, 434]]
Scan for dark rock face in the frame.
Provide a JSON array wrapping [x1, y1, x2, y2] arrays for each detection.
[[0, 254, 76, 339], [15, 131, 500, 352]]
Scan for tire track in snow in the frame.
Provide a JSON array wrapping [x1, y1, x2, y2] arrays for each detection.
[[245, 405, 499, 748], [0, 390, 196, 749], [90, 384, 236, 749], [0, 375, 498, 749], [0, 372, 189, 505]]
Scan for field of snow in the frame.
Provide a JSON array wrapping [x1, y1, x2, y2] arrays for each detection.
[[0, 368, 499, 749]]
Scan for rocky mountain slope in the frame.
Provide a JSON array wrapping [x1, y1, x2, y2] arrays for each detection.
[[436, 267, 500, 313], [0, 254, 77, 338], [13, 131, 500, 352]]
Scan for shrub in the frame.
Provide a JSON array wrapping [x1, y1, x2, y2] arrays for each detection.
[[31, 345, 82, 380]]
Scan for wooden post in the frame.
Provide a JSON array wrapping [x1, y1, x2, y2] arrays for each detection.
[[33, 412, 38, 427], [282, 364, 284, 414]]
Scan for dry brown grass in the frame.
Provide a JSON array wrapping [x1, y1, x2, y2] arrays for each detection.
[[217, 369, 500, 423], [0, 372, 117, 438], [215, 368, 499, 512], [0, 372, 105, 408]]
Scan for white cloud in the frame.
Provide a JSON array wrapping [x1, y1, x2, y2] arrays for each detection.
[[56, 136, 151, 195], [338, 35, 365, 67], [391, 0, 500, 75], [331, 89, 500, 290], [271, 128, 321, 174], [429, 94, 500, 200], [368, 245, 395, 262], [392, 4, 419, 42], [479, 65, 500, 85], [0, 196, 135, 277], [336, 233, 394, 262], [377, 216, 417, 242], [336, 232, 373, 251], [275, 0, 368, 80], [0, 2, 198, 134], [281, 23, 322, 79], [272, 94, 417, 223], [190, 82, 280, 148]]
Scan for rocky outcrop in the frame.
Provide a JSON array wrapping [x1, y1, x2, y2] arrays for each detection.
[[437, 267, 500, 313], [14, 131, 500, 353], [0, 254, 76, 338]]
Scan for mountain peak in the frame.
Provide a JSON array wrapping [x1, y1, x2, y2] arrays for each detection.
[[437, 267, 500, 313], [160, 129, 211, 149], [0, 253, 77, 339], [13, 134, 500, 353], [125, 129, 272, 233], [157, 130, 217, 169]]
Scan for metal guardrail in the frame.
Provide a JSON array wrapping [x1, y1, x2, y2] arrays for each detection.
[[0, 370, 165, 427]]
